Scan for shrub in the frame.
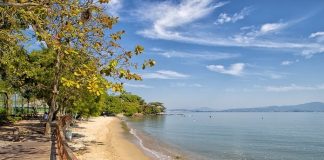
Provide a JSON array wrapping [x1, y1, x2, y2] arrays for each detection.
[[0, 108, 7, 120]]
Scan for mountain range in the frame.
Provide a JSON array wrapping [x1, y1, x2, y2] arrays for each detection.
[[169, 102, 324, 112]]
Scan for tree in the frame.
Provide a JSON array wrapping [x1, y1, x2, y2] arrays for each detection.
[[0, 46, 38, 115], [144, 102, 166, 114], [102, 93, 165, 116], [1, 1, 155, 135]]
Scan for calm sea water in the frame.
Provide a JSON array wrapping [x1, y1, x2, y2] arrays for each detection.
[[127, 112, 324, 160]]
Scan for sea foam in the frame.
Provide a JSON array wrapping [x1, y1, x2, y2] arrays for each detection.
[[129, 128, 171, 160]]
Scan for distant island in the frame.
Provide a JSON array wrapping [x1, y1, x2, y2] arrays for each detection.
[[169, 102, 324, 112]]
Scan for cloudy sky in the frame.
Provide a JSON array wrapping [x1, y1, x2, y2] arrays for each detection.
[[105, 0, 324, 109]]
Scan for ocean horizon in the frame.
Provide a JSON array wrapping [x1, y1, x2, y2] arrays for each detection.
[[126, 112, 324, 160]]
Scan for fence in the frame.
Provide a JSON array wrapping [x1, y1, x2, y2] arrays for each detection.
[[56, 116, 78, 160], [0, 93, 49, 116]]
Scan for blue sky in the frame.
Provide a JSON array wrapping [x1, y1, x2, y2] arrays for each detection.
[[107, 0, 324, 109], [28, 0, 324, 109]]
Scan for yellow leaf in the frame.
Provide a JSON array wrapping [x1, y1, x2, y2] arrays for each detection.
[[74, 72, 80, 76]]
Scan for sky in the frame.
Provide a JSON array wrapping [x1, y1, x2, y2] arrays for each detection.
[[29, 0, 324, 109], [107, 0, 324, 109]]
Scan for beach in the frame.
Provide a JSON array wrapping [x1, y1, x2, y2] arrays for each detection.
[[69, 116, 151, 160]]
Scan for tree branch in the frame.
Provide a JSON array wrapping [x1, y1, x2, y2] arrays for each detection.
[[0, 2, 41, 7]]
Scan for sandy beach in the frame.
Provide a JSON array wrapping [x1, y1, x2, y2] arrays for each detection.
[[69, 116, 151, 160]]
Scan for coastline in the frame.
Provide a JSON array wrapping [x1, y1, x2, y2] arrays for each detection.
[[127, 123, 181, 160], [125, 117, 189, 160], [69, 116, 151, 160]]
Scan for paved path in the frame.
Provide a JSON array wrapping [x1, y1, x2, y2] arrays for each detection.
[[0, 120, 55, 160]]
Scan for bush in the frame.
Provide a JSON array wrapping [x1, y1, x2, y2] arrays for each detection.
[[0, 108, 7, 120], [6, 116, 22, 123], [0, 108, 22, 124], [123, 102, 139, 116], [102, 94, 165, 116]]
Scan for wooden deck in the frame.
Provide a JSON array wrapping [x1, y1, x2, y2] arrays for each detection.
[[0, 120, 56, 160]]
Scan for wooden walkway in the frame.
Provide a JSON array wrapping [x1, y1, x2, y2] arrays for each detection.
[[0, 120, 56, 160]]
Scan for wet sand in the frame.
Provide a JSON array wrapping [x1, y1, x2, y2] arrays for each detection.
[[69, 117, 150, 160]]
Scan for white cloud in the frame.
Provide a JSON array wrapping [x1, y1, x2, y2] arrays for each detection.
[[142, 70, 190, 79], [259, 23, 287, 34], [225, 88, 255, 93], [103, 0, 123, 17], [207, 63, 245, 76], [309, 32, 324, 38], [235, 22, 288, 41], [281, 59, 299, 66], [134, 1, 324, 57], [281, 60, 293, 66], [153, 49, 239, 60], [265, 84, 324, 92], [249, 18, 305, 37], [240, 25, 255, 30], [309, 31, 324, 43], [301, 47, 324, 58], [268, 73, 283, 79], [245, 70, 285, 80], [124, 83, 153, 88], [137, 0, 228, 39], [215, 7, 251, 25], [151, 48, 164, 52], [171, 83, 203, 87], [192, 83, 203, 87]]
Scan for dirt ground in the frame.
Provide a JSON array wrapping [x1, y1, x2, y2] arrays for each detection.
[[0, 120, 55, 160]]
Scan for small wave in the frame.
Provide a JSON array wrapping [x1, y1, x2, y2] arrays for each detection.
[[129, 128, 171, 160]]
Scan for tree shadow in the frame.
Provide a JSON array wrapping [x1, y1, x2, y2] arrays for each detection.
[[72, 132, 85, 140], [0, 120, 53, 159], [0, 120, 48, 142]]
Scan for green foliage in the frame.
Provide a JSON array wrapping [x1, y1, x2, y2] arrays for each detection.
[[1, 1, 156, 122], [123, 102, 140, 116], [6, 116, 22, 123], [1, 0, 155, 95], [0, 48, 55, 106], [64, 88, 106, 118], [143, 102, 166, 115], [103, 93, 165, 116], [0, 107, 6, 119], [104, 95, 123, 115], [0, 108, 22, 124]]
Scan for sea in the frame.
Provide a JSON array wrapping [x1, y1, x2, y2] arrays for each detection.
[[125, 112, 324, 160]]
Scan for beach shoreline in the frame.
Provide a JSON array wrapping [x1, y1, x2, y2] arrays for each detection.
[[69, 116, 151, 160], [125, 117, 190, 160]]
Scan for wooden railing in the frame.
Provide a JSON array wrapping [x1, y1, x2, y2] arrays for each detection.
[[56, 117, 78, 160]]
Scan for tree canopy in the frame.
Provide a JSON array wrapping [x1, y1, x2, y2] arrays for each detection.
[[103, 93, 165, 117], [0, 0, 156, 134]]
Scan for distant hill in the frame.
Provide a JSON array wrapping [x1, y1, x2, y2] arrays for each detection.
[[191, 107, 217, 112], [221, 102, 324, 112], [169, 102, 324, 112], [168, 107, 216, 112]]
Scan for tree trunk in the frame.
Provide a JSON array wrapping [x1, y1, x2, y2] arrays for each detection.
[[21, 97, 24, 115], [4, 92, 9, 115], [45, 50, 61, 136], [53, 103, 61, 121], [27, 99, 30, 115]]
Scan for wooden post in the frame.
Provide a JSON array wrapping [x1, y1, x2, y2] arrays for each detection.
[[14, 94, 17, 114], [27, 99, 30, 116], [21, 96, 24, 115]]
